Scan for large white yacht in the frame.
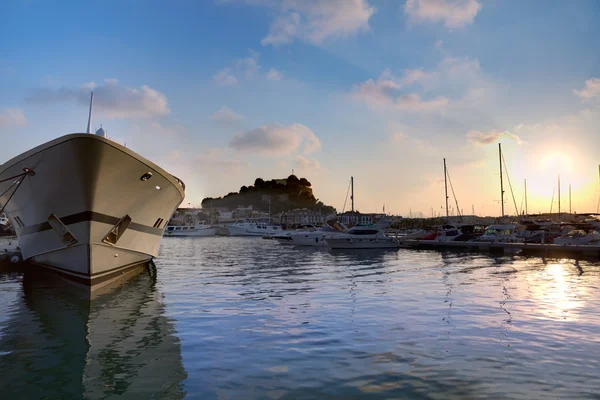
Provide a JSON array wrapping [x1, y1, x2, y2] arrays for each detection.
[[0, 93, 184, 286], [225, 220, 282, 236], [325, 225, 400, 249]]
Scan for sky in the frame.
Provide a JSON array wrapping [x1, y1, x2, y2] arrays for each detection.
[[1, 0, 600, 217]]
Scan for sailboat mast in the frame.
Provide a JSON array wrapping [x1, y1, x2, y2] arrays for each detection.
[[499, 143, 505, 217], [558, 174, 561, 219], [351, 176, 355, 224], [524, 179, 528, 216], [443, 158, 449, 218], [569, 184, 572, 214]]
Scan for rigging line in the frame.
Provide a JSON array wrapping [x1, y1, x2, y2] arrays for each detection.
[[0, 177, 26, 216], [501, 152, 519, 216], [519, 190, 525, 217], [341, 177, 351, 214], [445, 169, 462, 222], [0, 171, 30, 184]]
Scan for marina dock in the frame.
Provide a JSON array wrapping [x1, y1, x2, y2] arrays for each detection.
[[400, 239, 600, 258]]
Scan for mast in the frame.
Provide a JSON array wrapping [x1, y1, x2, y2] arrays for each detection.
[[499, 143, 505, 217], [569, 184, 572, 214], [86, 92, 94, 133], [524, 179, 528, 216], [558, 174, 561, 219], [351, 176, 354, 224], [443, 158, 449, 218]]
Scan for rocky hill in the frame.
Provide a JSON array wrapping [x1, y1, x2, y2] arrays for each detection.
[[201, 175, 336, 215]]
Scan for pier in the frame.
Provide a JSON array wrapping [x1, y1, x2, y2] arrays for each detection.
[[400, 239, 600, 258]]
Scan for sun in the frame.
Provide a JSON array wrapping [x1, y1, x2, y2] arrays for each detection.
[[540, 152, 573, 176]]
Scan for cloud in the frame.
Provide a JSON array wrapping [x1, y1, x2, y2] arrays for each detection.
[[352, 70, 448, 112], [213, 68, 238, 86], [229, 123, 320, 155], [27, 79, 170, 119], [211, 106, 244, 122], [223, 0, 375, 46], [214, 50, 282, 86], [294, 155, 320, 169], [266, 68, 284, 80], [466, 130, 523, 145], [574, 78, 600, 101], [0, 108, 27, 127], [404, 0, 482, 28]]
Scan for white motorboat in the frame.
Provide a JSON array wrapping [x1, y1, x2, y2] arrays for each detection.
[[225, 220, 283, 236], [325, 225, 400, 249], [553, 229, 600, 246], [435, 224, 462, 242], [290, 226, 345, 247], [476, 224, 520, 243], [0, 93, 184, 286], [164, 223, 218, 237]]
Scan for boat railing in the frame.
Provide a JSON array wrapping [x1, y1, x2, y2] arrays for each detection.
[[172, 175, 186, 191]]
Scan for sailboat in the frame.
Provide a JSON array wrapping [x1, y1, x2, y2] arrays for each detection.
[[0, 92, 185, 286]]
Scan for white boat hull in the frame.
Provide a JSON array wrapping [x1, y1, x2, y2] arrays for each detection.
[[326, 237, 400, 249], [164, 227, 218, 237], [226, 224, 282, 236], [0, 134, 184, 286], [291, 232, 331, 247]]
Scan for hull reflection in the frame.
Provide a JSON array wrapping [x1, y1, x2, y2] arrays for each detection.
[[0, 266, 187, 399]]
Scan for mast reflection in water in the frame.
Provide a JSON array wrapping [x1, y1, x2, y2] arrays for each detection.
[[0, 265, 187, 399]]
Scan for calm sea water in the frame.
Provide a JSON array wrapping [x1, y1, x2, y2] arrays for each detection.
[[1, 236, 600, 399]]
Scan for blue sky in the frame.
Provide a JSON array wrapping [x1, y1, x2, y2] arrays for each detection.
[[1, 0, 600, 216]]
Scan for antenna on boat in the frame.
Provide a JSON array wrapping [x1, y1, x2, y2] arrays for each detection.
[[443, 158, 449, 219], [86, 92, 94, 134], [498, 143, 505, 217]]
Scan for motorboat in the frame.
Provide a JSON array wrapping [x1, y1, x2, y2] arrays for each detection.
[[225, 220, 283, 236], [289, 225, 345, 247], [0, 93, 184, 286], [476, 224, 520, 243], [435, 224, 462, 242], [325, 225, 400, 249], [164, 223, 218, 237], [553, 229, 600, 246]]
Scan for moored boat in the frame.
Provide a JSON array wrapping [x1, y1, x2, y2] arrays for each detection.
[[325, 225, 400, 249], [0, 93, 184, 286]]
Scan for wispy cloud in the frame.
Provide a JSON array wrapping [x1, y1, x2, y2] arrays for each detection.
[[0, 108, 27, 128], [574, 78, 600, 101], [466, 130, 523, 145], [221, 0, 375, 46], [27, 78, 170, 119], [266, 68, 284, 80], [213, 50, 284, 86], [229, 123, 320, 155], [211, 106, 244, 122], [294, 155, 320, 169], [352, 70, 448, 112], [404, 0, 482, 28], [213, 68, 238, 86]]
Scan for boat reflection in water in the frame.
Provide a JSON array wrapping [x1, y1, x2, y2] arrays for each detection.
[[0, 264, 187, 398]]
